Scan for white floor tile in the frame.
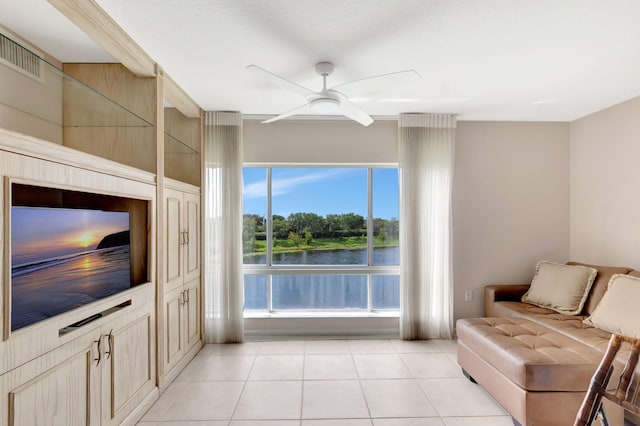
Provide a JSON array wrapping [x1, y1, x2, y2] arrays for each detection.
[[349, 339, 396, 354], [361, 379, 438, 418], [201, 342, 262, 356], [145, 381, 244, 421], [433, 339, 457, 353], [138, 422, 227, 426], [418, 378, 505, 417], [303, 420, 372, 425], [302, 380, 369, 419], [140, 339, 511, 425], [259, 340, 306, 354], [230, 421, 300, 426], [400, 353, 463, 378], [178, 354, 256, 381], [305, 339, 351, 354], [304, 354, 358, 379], [391, 340, 443, 353], [445, 352, 458, 365], [353, 353, 413, 379], [441, 416, 513, 426], [249, 354, 304, 380], [372, 418, 444, 426], [233, 381, 302, 420], [141, 381, 189, 420]]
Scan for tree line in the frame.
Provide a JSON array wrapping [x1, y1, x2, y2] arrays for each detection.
[[243, 212, 399, 252]]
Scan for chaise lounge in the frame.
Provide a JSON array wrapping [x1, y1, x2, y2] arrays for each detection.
[[456, 261, 640, 426]]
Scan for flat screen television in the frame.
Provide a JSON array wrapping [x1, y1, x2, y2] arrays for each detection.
[[11, 206, 131, 331]]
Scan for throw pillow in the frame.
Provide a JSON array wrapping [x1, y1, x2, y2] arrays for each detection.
[[521, 260, 597, 315], [584, 274, 640, 338]]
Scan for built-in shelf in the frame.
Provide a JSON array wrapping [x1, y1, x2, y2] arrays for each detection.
[[164, 106, 200, 185], [164, 132, 198, 155], [0, 32, 152, 130]]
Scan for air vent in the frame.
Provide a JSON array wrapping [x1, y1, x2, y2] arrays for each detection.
[[0, 33, 43, 82]]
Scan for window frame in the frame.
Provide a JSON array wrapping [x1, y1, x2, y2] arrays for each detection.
[[242, 164, 400, 316]]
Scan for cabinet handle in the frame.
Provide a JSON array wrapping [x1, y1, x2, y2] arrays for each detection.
[[94, 336, 102, 366], [180, 291, 186, 305], [180, 231, 187, 245], [184, 230, 190, 245], [104, 330, 113, 360], [184, 289, 190, 304]]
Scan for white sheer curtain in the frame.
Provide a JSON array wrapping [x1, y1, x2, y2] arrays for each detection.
[[203, 111, 244, 343], [398, 113, 456, 340]]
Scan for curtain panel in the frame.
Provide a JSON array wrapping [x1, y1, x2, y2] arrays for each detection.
[[398, 113, 456, 340], [203, 111, 245, 343]]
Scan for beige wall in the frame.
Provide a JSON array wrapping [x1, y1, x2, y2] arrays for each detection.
[[244, 119, 398, 164], [453, 121, 570, 319], [570, 96, 640, 269], [243, 118, 571, 321]]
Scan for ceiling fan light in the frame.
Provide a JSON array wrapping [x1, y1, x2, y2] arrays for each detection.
[[310, 97, 340, 113]]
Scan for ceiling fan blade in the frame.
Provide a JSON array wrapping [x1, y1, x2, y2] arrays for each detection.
[[337, 94, 373, 127], [262, 103, 311, 124], [247, 65, 315, 97], [330, 70, 421, 97]]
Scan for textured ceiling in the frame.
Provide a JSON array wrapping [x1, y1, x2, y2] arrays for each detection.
[[2, 0, 640, 121]]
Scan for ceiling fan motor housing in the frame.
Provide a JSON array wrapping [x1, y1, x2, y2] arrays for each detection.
[[315, 61, 334, 76]]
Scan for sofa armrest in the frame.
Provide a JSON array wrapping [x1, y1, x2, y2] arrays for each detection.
[[484, 284, 530, 316]]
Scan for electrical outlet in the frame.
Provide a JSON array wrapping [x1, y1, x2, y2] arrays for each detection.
[[464, 289, 473, 302]]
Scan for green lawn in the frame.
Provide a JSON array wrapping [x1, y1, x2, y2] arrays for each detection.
[[244, 236, 399, 257]]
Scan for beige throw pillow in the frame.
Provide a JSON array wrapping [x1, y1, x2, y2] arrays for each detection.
[[584, 274, 640, 338], [521, 261, 597, 315]]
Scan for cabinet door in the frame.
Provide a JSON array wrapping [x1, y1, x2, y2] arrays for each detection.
[[101, 311, 155, 425], [163, 286, 184, 376], [184, 279, 201, 351], [0, 333, 100, 426], [164, 188, 184, 292], [183, 192, 200, 284]]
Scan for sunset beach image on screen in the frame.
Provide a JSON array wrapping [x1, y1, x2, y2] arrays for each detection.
[[11, 207, 131, 331]]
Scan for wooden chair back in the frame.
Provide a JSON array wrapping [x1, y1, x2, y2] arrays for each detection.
[[574, 334, 640, 426]]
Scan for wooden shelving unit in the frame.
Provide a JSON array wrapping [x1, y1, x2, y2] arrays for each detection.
[[0, 28, 204, 424]]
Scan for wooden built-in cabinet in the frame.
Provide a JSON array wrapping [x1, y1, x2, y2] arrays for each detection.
[[0, 288, 155, 426], [160, 182, 202, 384], [0, 28, 204, 425], [0, 133, 160, 425]]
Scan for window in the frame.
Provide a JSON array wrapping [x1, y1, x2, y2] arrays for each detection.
[[243, 167, 399, 315]]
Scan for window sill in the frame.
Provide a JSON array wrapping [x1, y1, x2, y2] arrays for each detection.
[[244, 310, 399, 319]]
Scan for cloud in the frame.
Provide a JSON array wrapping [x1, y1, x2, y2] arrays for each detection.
[[243, 169, 351, 199], [243, 180, 267, 199]]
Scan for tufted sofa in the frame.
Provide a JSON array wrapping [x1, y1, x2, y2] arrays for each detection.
[[456, 262, 640, 426]]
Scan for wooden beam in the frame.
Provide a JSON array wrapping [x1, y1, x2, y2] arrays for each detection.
[[163, 71, 201, 119], [48, 0, 156, 77]]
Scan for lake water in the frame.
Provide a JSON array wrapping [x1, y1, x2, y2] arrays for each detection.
[[245, 245, 399, 265], [244, 246, 400, 311], [12, 245, 131, 330]]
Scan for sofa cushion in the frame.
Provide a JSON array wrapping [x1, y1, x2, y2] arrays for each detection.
[[522, 261, 597, 315], [566, 262, 634, 315], [457, 317, 604, 391], [584, 274, 640, 339]]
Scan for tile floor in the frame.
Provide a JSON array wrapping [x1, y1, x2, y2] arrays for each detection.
[[138, 339, 514, 426]]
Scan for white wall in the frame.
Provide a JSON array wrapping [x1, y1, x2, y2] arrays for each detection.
[[570, 96, 640, 269], [453, 121, 570, 319], [243, 118, 571, 322]]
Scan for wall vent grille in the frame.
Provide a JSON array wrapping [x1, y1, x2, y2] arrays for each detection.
[[0, 33, 44, 82]]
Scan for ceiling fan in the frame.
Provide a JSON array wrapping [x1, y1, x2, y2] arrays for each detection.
[[247, 62, 420, 126]]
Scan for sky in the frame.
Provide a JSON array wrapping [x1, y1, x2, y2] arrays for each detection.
[[243, 167, 399, 219], [11, 207, 129, 265]]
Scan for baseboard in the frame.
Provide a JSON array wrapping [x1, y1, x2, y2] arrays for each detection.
[[120, 387, 159, 426]]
